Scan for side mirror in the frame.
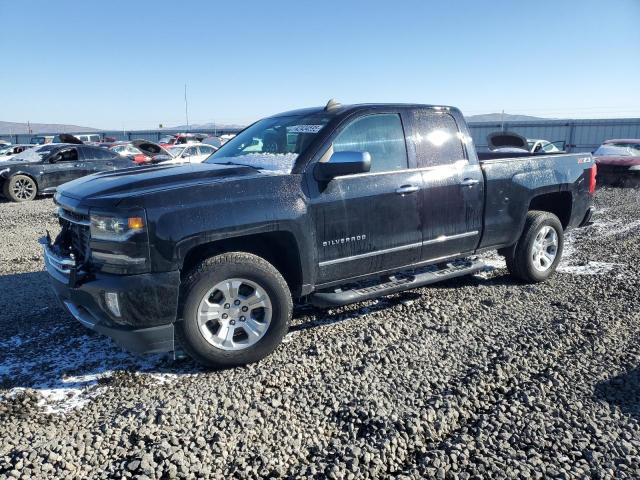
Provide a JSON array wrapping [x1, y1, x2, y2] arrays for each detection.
[[314, 151, 371, 181]]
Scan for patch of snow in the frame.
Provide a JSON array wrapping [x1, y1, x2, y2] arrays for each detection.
[[0, 324, 182, 414], [558, 261, 623, 276]]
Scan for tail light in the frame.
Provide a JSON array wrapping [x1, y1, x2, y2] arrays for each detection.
[[589, 164, 597, 193]]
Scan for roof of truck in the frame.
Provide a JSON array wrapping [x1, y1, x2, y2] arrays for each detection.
[[273, 103, 458, 118]]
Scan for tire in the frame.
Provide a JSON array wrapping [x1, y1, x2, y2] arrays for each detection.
[[3, 175, 37, 202], [504, 210, 564, 283], [176, 252, 292, 368]]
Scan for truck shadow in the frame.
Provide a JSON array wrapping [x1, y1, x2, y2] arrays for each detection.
[[594, 368, 640, 421]]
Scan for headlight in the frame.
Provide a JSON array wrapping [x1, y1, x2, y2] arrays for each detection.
[[90, 212, 146, 241], [89, 209, 150, 274]]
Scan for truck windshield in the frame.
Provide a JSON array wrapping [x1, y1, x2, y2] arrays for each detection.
[[207, 113, 331, 173]]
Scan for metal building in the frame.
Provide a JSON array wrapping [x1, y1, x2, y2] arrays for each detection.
[[2, 118, 640, 153], [468, 118, 640, 153]]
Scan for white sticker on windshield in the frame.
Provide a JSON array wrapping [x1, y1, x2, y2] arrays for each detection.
[[287, 125, 324, 134]]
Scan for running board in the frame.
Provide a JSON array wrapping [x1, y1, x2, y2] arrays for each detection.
[[309, 258, 484, 308]]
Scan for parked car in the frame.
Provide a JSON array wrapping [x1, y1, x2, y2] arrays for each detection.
[[70, 133, 102, 144], [527, 139, 563, 153], [0, 144, 34, 161], [42, 101, 595, 368], [202, 136, 222, 149], [110, 143, 152, 165], [0, 143, 133, 202], [593, 139, 640, 183], [30, 135, 55, 145], [158, 133, 208, 148], [160, 144, 217, 165]]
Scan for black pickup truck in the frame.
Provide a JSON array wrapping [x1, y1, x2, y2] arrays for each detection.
[[41, 101, 596, 367]]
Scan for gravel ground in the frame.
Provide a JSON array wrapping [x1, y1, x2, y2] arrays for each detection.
[[0, 187, 639, 479]]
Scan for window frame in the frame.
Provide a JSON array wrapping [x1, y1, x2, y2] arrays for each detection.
[[409, 110, 469, 169], [327, 112, 411, 177]]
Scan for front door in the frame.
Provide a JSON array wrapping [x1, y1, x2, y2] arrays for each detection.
[[309, 112, 423, 285], [409, 110, 484, 261], [40, 147, 83, 190]]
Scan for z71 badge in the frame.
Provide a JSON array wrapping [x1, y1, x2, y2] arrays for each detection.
[[322, 235, 367, 247]]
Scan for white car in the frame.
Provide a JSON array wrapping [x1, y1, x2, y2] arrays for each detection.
[[527, 139, 562, 153], [0, 144, 36, 161], [160, 144, 217, 165]]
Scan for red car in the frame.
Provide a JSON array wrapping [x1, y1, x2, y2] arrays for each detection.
[[593, 139, 640, 184]]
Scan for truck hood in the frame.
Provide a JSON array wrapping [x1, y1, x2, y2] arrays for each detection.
[[57, 162, 268, 205]]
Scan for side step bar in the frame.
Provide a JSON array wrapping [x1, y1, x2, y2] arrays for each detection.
[[309, 258, 485, 308]]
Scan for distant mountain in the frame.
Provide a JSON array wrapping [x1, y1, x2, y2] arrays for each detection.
[[168, 122, 245, 131], [0, 121, 99, 135], [465, 113, 550, 123]]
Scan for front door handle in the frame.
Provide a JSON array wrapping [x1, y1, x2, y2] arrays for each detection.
[[106, 161, 113, 166], [395, 185, 420, 195], [460, 178, 480, 187], [74, 163, 82, 168]]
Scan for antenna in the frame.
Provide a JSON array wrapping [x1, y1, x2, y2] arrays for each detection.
[[325, 98, 342, 111], [184, 84, 190, 132]]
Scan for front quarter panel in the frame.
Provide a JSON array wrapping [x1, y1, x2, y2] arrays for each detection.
[[141, 173, 314, 281]]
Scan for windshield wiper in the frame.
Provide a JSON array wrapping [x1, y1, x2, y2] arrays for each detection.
[[211, 161, 262, 170]]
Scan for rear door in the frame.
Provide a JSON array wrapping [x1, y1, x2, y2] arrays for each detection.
[[80, 146, 118, 173], [409, 110, 484, 261], [309, 112, 424, 284]]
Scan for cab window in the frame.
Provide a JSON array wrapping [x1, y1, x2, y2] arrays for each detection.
[[411, 111, 465, 168], [333, 113, 408, 173]]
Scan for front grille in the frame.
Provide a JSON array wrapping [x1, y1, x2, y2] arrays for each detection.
[[58, 207, 91, 264]]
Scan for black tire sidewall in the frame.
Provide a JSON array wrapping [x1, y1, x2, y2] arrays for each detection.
[[518, 213, 564, 282], [178, 255, 291, 367]]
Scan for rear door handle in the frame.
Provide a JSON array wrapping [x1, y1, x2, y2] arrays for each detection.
[[460, 178, 480, 187], [74, 163, 82, 167], [395, 185, 420, 195], [106, 161, 113, 166]]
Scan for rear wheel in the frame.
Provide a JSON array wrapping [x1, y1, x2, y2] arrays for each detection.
[[3, 175, 37, 202], [177, 252, 292, 368], [504, 210, 564, 283]]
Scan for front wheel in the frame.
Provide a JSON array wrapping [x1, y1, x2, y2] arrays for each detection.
[[504, 210, 564, 283], [177, 252, 292, 368], [3, 175, 37, 202]]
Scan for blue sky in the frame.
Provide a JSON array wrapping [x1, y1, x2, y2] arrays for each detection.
[[1, 0, 639, 129]]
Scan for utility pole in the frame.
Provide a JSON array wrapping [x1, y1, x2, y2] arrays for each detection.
[[184, 84, 190, 132]]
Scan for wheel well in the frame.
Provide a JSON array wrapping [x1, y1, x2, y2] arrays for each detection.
[[181, 232, 304, 297], [528, 192, 572, 229]]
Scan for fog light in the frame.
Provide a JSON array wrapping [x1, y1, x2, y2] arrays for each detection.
[[104, 292, 121, 317]]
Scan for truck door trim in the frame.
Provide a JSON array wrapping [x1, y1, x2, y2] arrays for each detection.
[[318, 241, 423, 267], [423, 230, 479, 245], [318, 230, 478, 267]]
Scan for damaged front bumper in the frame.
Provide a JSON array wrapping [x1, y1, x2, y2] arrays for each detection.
[[40, 236, 180, 354]]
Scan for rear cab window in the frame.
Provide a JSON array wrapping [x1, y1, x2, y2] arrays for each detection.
[[411, 110, 466, 168]]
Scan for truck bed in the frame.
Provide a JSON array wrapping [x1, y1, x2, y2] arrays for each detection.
[[477, 151, 594, 251]]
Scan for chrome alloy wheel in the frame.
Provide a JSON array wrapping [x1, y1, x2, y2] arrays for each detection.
[[197, 278, 272, 351], [13, 178, 35, 200], [531, 225, 559, 272]]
